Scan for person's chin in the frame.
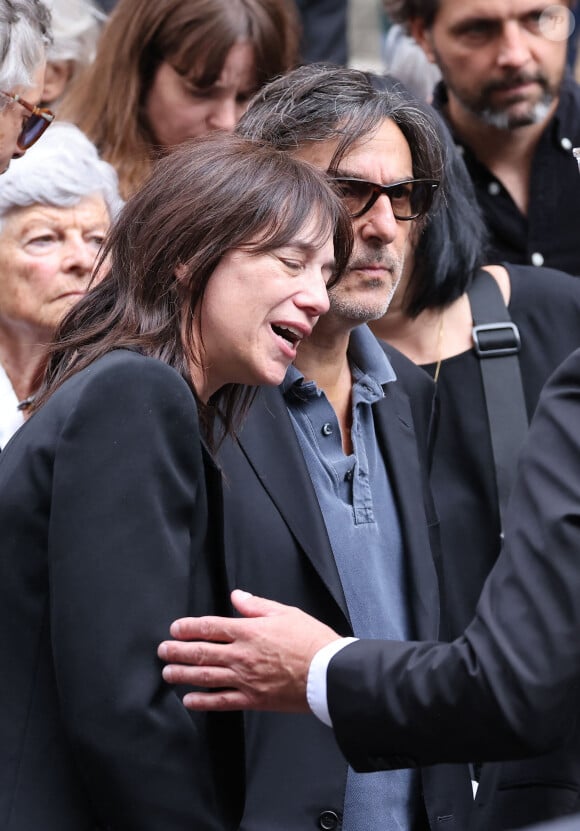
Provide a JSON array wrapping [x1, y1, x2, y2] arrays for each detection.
[[245, 358, 289, 388], [265, 363, 291, 387], [478, 87, 553, 129]]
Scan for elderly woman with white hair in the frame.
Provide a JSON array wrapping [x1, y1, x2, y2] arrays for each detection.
[[0, 120, 122, 448], [0, 0, 53, 171], [41, 0, 104, 107]]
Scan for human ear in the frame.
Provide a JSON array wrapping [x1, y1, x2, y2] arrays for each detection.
[[409, 18, 438, 64]]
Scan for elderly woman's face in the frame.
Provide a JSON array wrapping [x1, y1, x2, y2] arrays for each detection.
[[0, 194, 110, 339], [0, 64, 46, 175]]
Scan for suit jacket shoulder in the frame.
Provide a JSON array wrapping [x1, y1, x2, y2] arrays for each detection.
[[0, 349, 226, 830]]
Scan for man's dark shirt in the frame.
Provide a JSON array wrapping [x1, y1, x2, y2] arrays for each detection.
[[433, 74, 580, 275]]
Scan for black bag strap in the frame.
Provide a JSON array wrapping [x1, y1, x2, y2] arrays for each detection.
[[467, 269, 528, 536]]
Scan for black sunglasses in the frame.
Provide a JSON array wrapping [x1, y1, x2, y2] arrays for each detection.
[[331, 176, 440, 220], [1, 91, 54, 150]]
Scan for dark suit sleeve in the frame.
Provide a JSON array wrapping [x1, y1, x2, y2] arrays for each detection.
[[47, 354, 222, 829], [328, 347, 580, 772]]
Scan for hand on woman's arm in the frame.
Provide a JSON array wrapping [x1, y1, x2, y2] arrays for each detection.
[[159, 589, 342, 712]]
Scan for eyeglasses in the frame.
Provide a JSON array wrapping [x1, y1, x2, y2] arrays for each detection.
[[331, 176, 440, 220], [1, 91, 54, 150]]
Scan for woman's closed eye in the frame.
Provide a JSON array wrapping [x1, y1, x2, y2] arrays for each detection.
[[182, 81, 215, 100], [280, 258, 303, 271]]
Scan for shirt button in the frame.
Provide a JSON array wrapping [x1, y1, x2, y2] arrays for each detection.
[[345, 469, 354, 481], [318, 811, 340, 830], [561, 136, 573, 151], [321, 422, 333, 436], [531, 252, 545, 267], [488, 181, 501, 196]]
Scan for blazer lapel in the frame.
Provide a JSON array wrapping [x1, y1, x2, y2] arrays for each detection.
[[373, 384, 440, 640], [234, 386, 349, 621]]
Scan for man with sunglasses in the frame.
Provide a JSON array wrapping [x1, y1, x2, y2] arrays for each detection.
[[0, 0, 52, 175], [162, 65, 474, 831]]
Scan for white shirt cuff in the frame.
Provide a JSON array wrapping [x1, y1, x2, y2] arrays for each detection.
[[306, 637, 358, 727]]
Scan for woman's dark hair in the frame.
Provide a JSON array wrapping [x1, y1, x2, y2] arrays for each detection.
[[383, 0, 441, 29], [365, 72, 488, 316], [405, 116, 489, 315], [35, 132, 353, 444]]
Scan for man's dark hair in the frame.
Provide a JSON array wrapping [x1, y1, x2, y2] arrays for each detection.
[[404, 111, 489, 316], [237, 63, 444, 186], [383, 0, 439, 29], [366, 71, 488, 316]]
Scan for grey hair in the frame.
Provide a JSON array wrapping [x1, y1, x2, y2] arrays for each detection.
[[0, 121, 123, 222], [237, 63, 444, 184], [45, 0, 104, 65], [0, 0, 52, 91], [382, 24, 441, 100]]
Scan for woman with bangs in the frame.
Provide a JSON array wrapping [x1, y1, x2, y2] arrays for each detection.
[[59, 0, 300, 198], [0, 132, 351, 830]]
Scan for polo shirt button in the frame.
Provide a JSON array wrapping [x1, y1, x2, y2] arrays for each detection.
[[488, 181, 501, 196], [531, 252, 545, 267], [318, 810, 340, 830], [345, 469, 354, 481], [561, 136, 573, 151], [321, 422, 333, 436]]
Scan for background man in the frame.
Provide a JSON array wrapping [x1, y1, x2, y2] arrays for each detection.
[[384, 0, 580, 273]]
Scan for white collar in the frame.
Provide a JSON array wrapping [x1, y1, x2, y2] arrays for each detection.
[[0, 363, 24, 449]]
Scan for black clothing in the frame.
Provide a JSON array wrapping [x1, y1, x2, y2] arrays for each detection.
[[421, 263, 580, 830], [327, 343, 580, 770], [433, 75, 580, 275], [0, 351, 228, 830], [294, 0, 348, 64], [213, 343, 473, 830], [422, 263, 580, 637]]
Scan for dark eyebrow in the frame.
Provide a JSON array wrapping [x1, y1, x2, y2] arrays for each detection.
[[280, 240, 337, 269], [450, 16, 500, 35], [329, 168, 415, 184], [281, 240, 328, 254]]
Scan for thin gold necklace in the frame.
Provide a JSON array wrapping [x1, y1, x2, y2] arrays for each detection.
[[433, 311, 445, 384]]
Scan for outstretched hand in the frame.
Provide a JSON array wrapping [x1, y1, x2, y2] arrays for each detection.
[[158, 590, 341, 712]]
